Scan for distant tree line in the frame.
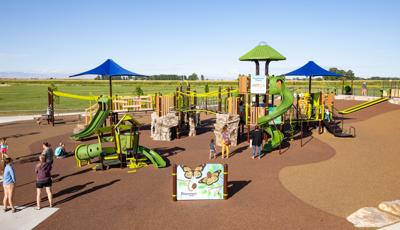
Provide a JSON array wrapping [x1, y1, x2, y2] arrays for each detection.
[[368, 76, 400, 80], [325, 68, 399, 80], [323, 68, 357, 80], [94, 73, 206, 81]]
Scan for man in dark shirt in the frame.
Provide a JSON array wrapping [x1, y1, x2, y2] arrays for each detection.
[[251, 125, 264, 159]]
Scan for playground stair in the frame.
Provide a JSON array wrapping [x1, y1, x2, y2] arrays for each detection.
[[323, 120, 354, 138]]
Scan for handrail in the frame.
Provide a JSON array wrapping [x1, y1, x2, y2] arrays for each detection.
[[176, 89, 238, 97], [330, 106, 357, 137], [53, 90, 99, 101], [331, 105, 345, 131]]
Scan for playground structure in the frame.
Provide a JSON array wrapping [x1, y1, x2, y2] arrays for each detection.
[[236, 73, 357, 151], [71, 97, 110, 141], [152, 85, 241, 141], [112, 95, 153, 113], [46, 77, 365, 143], [74, 113, 166, 170], [46, 88, 166, 170], [47, 74, 359, 155], [44, 44, 400, 155]]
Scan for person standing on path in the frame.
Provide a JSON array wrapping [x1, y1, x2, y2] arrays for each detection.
[[2, 157, 16, 213], [35, 155, 53, 209], [221, 125, 231, 159], [251, 125, 264, 159], [361, 81, 368, 96]]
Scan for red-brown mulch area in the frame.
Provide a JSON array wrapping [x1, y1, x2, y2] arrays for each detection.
[[3, 101, 397, 229], [1, 118, 351, 230]]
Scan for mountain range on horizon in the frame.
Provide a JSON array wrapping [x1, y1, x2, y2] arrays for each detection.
[[0, 71, 72, 79]]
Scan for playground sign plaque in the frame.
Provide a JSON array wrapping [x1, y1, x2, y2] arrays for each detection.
[[172, 164, 228, 201], [250, 75, 267, 94]]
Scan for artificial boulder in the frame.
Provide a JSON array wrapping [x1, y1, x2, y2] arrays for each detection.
[[188, 117, 196, 137], [379, 200, 400, 216], [346, 207, 400, 228], [214, 113, 240, 147], [151, 112, 179, 141]]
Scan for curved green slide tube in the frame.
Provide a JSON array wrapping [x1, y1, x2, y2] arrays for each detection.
[[138, 146, 166, 168], [257, 76, 294, 152], [71, 98, 110, 141]]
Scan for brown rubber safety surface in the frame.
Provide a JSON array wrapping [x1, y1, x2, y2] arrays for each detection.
[[0, 100, 396, 230], [280, 106, 400, 218]]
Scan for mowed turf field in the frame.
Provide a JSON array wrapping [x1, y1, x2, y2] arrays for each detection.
[[0, 79, 397, 115]]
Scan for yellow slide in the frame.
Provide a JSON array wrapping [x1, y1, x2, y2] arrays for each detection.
[[339, 97, 388, 115]]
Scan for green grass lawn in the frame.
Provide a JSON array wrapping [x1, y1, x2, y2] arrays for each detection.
[[0, 79, 398, 115], [0, 81, 237, 115]]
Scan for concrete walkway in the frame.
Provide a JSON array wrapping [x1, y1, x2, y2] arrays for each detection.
[[379, 222, 400, 230], [0, 206, 58, 230], [0, 112, 84, 124]]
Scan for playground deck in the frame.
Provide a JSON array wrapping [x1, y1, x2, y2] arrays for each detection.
[[0, 100, 399, 230]]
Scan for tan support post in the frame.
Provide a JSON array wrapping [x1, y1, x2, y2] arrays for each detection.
[[172, 164, 177, 201], [223, 164, 228, 200]]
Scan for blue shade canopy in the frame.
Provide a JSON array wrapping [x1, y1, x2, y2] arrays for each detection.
[[70, 59, 144, 77], [285, 61, 342, 93], [285, 61, 342, 77], [69, 59, 145, 101]]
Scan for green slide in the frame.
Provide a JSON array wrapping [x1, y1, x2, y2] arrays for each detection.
[[71, 98, 110, 141], [258, 76, 294, 152], [338, 97, 388, 115], [138, 146, 166, 168]]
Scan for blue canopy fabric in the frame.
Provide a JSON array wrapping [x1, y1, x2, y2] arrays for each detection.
[[69, 59, 144, 77], [285, 61, 342, 93], [285, 61, 342, 77], [69, 59, 145, 100]]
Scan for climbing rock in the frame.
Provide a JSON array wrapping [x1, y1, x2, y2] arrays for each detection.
[[347, 207, 400, 228], [188, 117, 196, 137], [151, 112, 179, 141], [214, 113, 240, 147]]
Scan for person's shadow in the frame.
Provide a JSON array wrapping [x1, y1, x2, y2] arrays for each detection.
[[54, 168, 93, 182], [229, 145, 249, 157], [228, 180, 251, 198], [53, 181, 94, 198], [53, 179, 120, 206], [19, 181, 95, 209]]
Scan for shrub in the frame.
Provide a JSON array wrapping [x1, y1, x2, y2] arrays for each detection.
[[135, 86, 144, 96], [344, 85, 352, 95], [204, 83, 209, 93]]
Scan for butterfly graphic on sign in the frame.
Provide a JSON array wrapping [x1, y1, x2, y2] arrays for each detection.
[[181, 164, 205, 191], [177, 164, 224, 200]]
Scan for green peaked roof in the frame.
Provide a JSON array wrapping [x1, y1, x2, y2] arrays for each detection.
[[239, 43, 286, 61]]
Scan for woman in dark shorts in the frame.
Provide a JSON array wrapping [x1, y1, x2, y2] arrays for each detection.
[[35, 155, 53, 209]]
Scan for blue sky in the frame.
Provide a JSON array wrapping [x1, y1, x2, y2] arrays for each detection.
[[0, 0, 399, 79]]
